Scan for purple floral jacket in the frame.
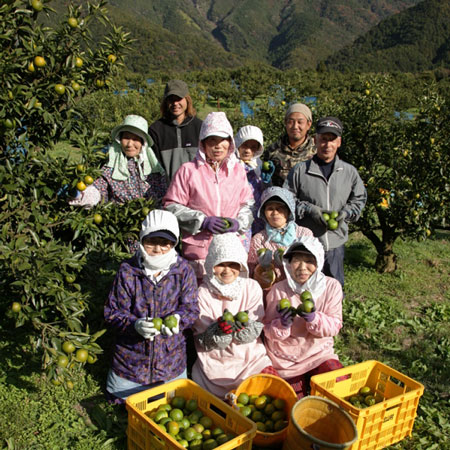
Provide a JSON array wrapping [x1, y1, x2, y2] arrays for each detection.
[[94, 159, 168, 206], [104, 254, 199, 385]]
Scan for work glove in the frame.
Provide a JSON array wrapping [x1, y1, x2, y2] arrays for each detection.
[[233, 310, 250, 332], [274, 247, 286, 267], [257, 248, 273, 268], [307, 204, 328, 227], [336, 210, 347, 227], [261, 161, 275, 184], [161, 313, 180, 337], [222, 218, 240, 233], [277, 304, 295, 328], [233, 319, 263, 344], [297, 307, 316, 323], [217, 317, 234, 335], [134, 318, 160, 340], [68, 185, 101, 209], [202, 216, 226, 234]]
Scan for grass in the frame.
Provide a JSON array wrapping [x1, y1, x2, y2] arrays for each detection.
[[0, 232, 448, 449]]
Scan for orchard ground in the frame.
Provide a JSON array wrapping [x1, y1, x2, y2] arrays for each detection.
[[1, 231, 448, 449]]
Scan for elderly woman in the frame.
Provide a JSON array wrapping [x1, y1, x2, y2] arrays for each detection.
[[263, 235, 344, 398], [163, 111, 254, 279], [69, 114, 168, 208], [149, 80, 203, 181]]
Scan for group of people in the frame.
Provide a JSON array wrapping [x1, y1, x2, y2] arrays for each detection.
[[69, 79, 367, 404]]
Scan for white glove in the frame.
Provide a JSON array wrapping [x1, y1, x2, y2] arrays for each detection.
[[135, 318, 160, 340], [68, 185, 101, 209], [161, 313, 180, 337]]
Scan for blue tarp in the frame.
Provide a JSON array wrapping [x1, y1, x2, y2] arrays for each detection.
[[240, 100, 254, 118]]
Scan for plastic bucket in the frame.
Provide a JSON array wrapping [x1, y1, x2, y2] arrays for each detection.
[[235, 374, 297, 447], [282, 396, 358, 450]]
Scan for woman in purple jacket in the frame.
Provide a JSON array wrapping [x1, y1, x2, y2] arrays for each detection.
[[104, 209, 199, 402]]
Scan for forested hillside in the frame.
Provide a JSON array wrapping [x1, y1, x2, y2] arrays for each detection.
[[325, 0, 450, 72], [55, 0, 422, 72]]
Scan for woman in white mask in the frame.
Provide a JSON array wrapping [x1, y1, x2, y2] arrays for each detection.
[[263, 235, 344, 399], [191, 233, 276, 399], [104, 209, 199, 403]]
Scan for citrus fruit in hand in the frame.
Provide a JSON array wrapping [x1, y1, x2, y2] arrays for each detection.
[[152, 317, 163, 331], [322, 212, 330, 221], [222, 311, 234, 322], [164, 315, 178, 329], [235, 311, 249, 323], [262, 161, 271, 172], [330, 211, 339, 219], [327, 219, 338, 230], [299, 299, 315, 313], [278, 298, 291, 309], [300, 291, 312, 301]]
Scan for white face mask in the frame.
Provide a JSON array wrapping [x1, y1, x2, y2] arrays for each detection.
[[139, 244, 178, 274]]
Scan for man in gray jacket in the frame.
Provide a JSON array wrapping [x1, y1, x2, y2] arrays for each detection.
[[284, 116, 367, 286]]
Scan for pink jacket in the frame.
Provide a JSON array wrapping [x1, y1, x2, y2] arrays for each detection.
[[191, 279, 272, 398], [163, 153, 253, 261], [263, 277, 343, 378], [248, 225, 314, 278]]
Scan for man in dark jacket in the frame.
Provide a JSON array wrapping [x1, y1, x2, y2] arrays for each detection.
[[150, 80, 203, 180]]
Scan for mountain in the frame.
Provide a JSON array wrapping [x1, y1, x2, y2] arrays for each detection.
[[324, 0, 450, 72], [103, 0, 421, 71]]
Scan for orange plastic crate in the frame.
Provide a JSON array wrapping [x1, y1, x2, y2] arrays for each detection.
[[126, 379, 257, 450], [310, 360, 424, 450]]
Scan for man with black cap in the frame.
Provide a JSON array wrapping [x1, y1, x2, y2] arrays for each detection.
[[262, 102, 316, 187], [149, 80, 203, 180], [284, 116, 367, 286]]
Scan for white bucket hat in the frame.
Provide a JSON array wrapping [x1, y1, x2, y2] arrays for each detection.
[[140, 209, 180, 244], [234, 125, 264, 157], [111, 115, 153, 146]]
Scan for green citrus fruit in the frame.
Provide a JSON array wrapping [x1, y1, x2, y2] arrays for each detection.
[[237, 393, 249, 405], [167, 420, 179, 435], [62, 341, 76, 354], [74, 57, 83, 67], [251, 410, 264, 422], [199, 415, 213, 429], [184, 427, 196, 441], [56, 355, 69, 368], [68, 17, 78, 28], [364, 395, 376, 406], [273, 398, 286, 410], [84, 175, 94, 185], [239, 405, 252, 417], [300, 299, 315, 313], [322, 212, 330, 221], [300, 291, 312, 301], [154, 410, 168, 422], [164, 315, 178, 329], [359, 386, 372, 396], [222, 311, 234, 322], [142, 206, 150, 216], [34, 56, 46, 67], [327, 219, 338, 230], [216, 433, 229, 445], [11, 302, 21, 313], [93, 213, 103, 224], [107, 54, 117, 63], [152, 317, 163, 331], [278, 298, 291, 309], [330, 211, 339, 219], [171, 396, 186, 409], [256, 421, 266, 432], [262, 161, 271, 172], [31, 0, 44, 12], [75, 348, 88, 363], [66, 380, 74, 390], [254, 396, 267, 410], [54, 84, 66, 95], [65, 274, 76, 283], [273, 419, 288, 431], [76, 181, 87, 191], [235, 311, 249, 323]]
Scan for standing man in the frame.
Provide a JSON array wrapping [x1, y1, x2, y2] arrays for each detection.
[[262, 103, 316, 187], [149, 80, 203, 181], [284, 117, 367, 286]]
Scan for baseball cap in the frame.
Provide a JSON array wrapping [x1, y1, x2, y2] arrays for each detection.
[[316, 117, 343, 136], [163, 79, 189, 99], [285, 103, 312, 122]]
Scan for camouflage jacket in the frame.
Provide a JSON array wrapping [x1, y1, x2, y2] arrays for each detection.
[[262, 134, 316, 187]]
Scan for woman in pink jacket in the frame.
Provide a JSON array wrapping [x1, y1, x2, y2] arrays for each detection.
[[263, 235, 344, 398], [163, 112, 254, 279], [191, 233, 274, 399]]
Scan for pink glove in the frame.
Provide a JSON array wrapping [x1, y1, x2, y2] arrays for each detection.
[[202, 216, 226, 234]]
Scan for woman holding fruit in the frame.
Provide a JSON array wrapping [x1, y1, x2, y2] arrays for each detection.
[[163, 112, 254, 280], [69, 114, 168, 208], [191, 233, 274, 399], [263, 235, 344, 398], [104, 209, 199, 403], [248, 187, 313, 292]]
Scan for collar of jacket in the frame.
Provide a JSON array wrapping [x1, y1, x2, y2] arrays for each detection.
[[163, 115, 196, 128], [307, 155, 343, 175], [282, 134, 313, 152]]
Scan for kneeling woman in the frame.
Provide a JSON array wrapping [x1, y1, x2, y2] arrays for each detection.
[[191, 233, 274, 399], [263, 235, 344, 398]]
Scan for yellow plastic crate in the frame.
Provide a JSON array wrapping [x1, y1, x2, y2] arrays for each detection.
[[126, 379, 257, 450], [310, 360, 424, 450]]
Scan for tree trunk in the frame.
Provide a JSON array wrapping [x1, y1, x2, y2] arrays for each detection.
[[363, 229, 398, 273]]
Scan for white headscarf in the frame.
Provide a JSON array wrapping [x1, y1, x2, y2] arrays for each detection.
[[282, 236, 327, 299], [204, 233, 248, 301], [138, 210, 179, 276]]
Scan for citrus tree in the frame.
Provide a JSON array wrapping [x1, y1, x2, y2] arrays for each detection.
[[316, 76, 449, 272], [0, 0, 133, 387]]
